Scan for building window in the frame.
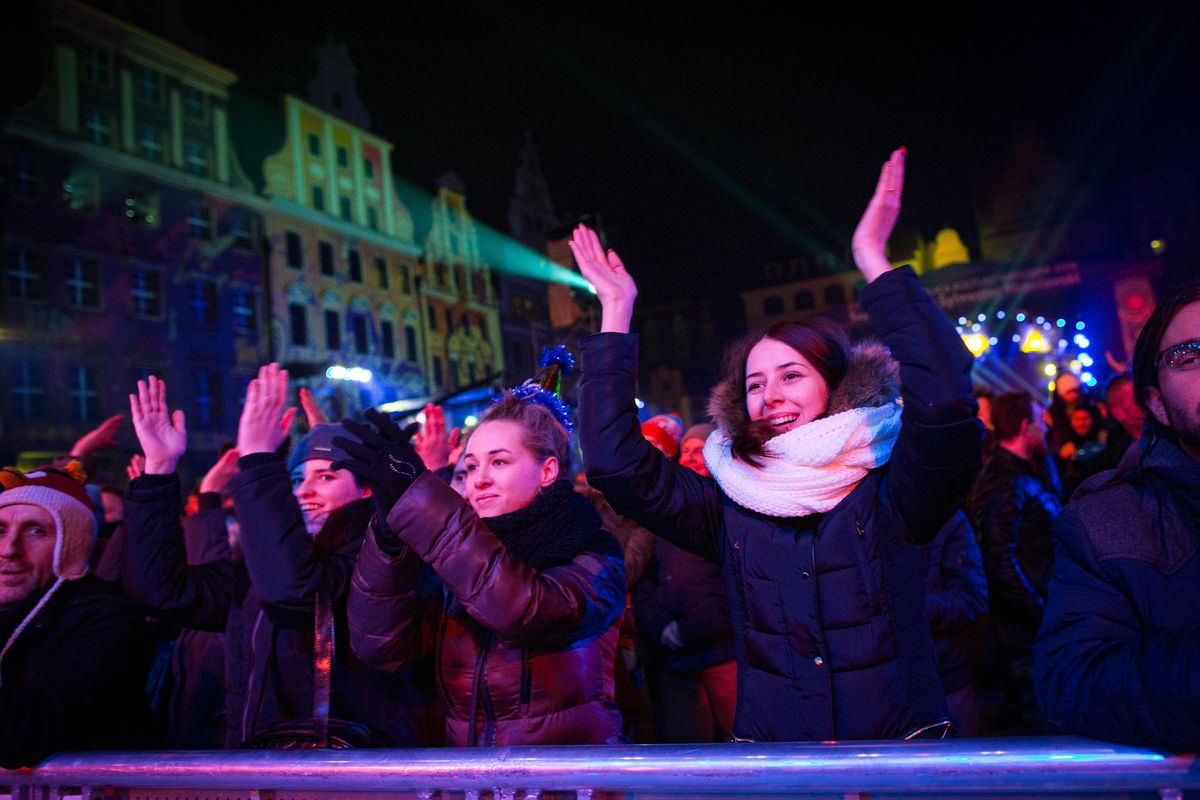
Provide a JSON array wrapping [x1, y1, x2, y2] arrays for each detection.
[[286, 231, 303, 269], [187, 203, 211, 239], [794, 290, 815, 311], [183, 85, 207, 122], [432, 356, 443, 388], [352, 315, 369, 354], [404, 326, 417, 362], [233, 288, 257, 334], [336, 147, 348, 169], [363, 159, 375, 180], [339, 196, 352, 221], [289, 303, 309, 346], [124, 190, 158, 227], [138, 124, 165, 162], [312, 186, 325, 211], [69, 364, 99, 422], [348, 249, 362, 282], [10, 360, 45, 422], [319, 241, 335, 275], [444, 308, 454, 332], [184, 139, 208, 177], [12, 155, 40, 198], [427, 303, 437, 331], [763, 295, 784, 316], [399, 264, 411, 294], [84, 108, 112, 146], [232, 215, 254, 249], [84, 45, 111, 86], [136, 66, 163, 105], [307, 133, 320, 156], [66, 258, 101, 309], [374, 257, 388, 289], [195, 370, 221, 427], [131, 268, 162, 318], [823, 285, 846, 306], [324, 309, 341, 350], [191, 279, 217, 325], [366, 207, 378, 230], [380, 320, 395, 359], [62, 174, 99, 213], [5, 247, 44, 301]]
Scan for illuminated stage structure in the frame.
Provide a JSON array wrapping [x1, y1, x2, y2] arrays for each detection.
[[3, 738, 1198, 799]]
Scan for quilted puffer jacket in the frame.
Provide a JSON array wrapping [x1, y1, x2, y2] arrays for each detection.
[[580, 267, 982, 742], [349, 474, 627, 746]]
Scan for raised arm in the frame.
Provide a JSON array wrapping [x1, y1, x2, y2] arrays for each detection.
[[123, 377, 233, 630], [852, 151, 981, 542], [572, 225, 724, 561]]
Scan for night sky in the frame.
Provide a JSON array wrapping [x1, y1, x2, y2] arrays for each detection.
[[180, 3, 1200, 303]]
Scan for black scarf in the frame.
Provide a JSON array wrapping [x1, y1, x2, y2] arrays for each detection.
[[481, 481, 619, 570]]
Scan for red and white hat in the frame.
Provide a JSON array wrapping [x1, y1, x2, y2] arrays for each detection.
[[0, 462, 96, 581]]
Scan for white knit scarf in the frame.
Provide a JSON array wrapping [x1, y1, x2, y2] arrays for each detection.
[[703, 400, 903, 518]]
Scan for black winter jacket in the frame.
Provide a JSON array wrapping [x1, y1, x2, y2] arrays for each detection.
[[924, 511, 988, 694], [967, 448, 1061, 652], [0, 577, 153, 767], [581, 267, 981, 741], [124, 460, 422, 747], [1034, 426, 1200, 750]]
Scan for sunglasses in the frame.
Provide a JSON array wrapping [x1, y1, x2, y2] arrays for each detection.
[[1155, 340, 1200, 371]]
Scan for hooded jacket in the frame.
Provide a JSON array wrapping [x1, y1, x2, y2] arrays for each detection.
[[123, 457, 423, 748], [349, 473, 627, 747], [580, 266, 982, 742], [1034, 424, 1200, 750]]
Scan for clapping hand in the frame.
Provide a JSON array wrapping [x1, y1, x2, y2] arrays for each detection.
[[71, 414, 123, 457], [299, 387, 328, 427], [129, 376, 186, 475], [851, 147, 906, 283], [332, 409, 425, 519], [237, 363, 297, 456], [413, 403, 460, 471], [126, 453, 145, 482], [569, 224, 638, 334]]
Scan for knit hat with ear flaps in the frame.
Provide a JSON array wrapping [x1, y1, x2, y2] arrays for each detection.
[[0, 462, 96, 581]]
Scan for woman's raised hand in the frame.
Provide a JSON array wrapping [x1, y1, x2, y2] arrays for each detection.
[[413, 403, 460, 471], [129, 375, 186, 475], [569, 224, 637, 334], [851, 147, 906, 283], [199, 448, 240, 494], [236, 363, 297, 456]]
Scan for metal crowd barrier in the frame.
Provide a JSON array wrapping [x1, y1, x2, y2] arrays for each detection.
[[2, 737, 1196, 800]]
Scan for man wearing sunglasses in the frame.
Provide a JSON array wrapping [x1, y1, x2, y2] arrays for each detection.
[[1035, 284, 1200, 750]]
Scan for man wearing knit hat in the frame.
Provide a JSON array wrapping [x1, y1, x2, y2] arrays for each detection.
[[0, 464, 151, 767]]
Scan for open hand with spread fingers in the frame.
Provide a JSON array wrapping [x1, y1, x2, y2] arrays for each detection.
[[851, 147, 906, 283], [413, 403, 460, 471], [129, 375, 186, 475], [237, 363, 297, 456], [569, 224, 638, 334]]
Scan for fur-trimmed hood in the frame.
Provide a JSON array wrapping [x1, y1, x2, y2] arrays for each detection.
[[708, 339, 900, 438]]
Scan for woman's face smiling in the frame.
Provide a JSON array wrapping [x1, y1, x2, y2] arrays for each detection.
[[463, 420, 558, 517], [744, 337, 831, 435]]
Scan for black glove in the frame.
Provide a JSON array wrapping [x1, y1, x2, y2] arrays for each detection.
[[331, 408, 425, 521]]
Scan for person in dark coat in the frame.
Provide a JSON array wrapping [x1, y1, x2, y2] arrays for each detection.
[[967, 390, 1061, 733], [1035, 282, 1200, 750], [924, 511, 988, 736], [0, 463, 152, 768], [123, 366, 422, 748], [346, 391, 627, 747], [574, 149, 982, 742]]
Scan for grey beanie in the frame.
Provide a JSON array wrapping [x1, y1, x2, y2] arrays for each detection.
[[286, 423, 360, 473], [683, 423, 716, 444]]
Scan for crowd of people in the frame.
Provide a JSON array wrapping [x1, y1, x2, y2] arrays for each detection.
[[2, 149, 1197, 768]]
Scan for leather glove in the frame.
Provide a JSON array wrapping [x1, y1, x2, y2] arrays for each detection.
[[332, 408, 425, 521]]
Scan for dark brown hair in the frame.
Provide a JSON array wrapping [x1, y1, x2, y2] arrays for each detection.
[[1132, 282, 1200, 415], [709, 319, 850, 464], [479, 395, 571, 470], [991, 391, 1036, 441]]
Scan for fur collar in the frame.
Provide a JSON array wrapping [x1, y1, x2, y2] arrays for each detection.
[[708, 339, 900, 445]]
